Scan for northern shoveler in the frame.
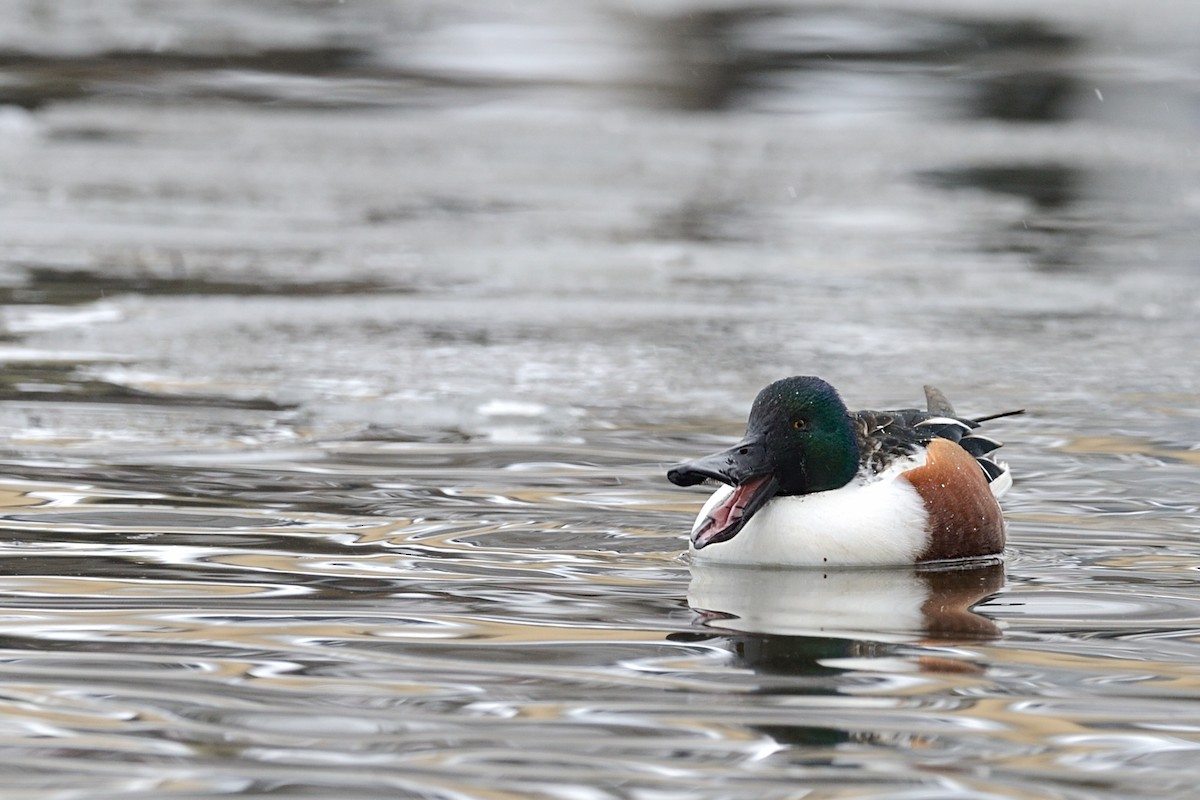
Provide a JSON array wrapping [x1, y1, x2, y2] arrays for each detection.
[[666, 376, 1022, 567]]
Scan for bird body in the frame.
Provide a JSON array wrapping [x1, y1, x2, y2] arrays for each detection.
[[667, 377, 1020, 567]]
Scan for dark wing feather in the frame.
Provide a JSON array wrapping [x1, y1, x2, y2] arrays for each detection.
[[852, 385, 1019, 485], [977, 458, 1006, 481]]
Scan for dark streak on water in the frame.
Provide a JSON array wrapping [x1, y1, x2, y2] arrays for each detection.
[[2, 1, 1200, 798]]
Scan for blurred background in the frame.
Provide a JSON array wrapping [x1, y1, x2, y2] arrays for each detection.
[[1, 2, 1200, 798], [2, 0, 1197, 449]]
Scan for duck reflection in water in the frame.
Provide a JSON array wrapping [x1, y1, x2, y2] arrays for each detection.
[[678, 561, 1006, 748], [688, 559, 1005, 644]]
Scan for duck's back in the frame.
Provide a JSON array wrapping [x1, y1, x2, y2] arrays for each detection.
[[851, 385, 1016, 498]]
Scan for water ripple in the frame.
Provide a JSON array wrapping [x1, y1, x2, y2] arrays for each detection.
[[0, 415, 1198, 798]]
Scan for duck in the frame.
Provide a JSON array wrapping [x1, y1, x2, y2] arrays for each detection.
[[666, 376, 1022, 567]]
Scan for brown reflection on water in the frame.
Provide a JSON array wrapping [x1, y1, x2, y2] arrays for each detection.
[[1058, 435, 1200, 466], [0, 576, 296, 599], [0, 481, 48, 511]]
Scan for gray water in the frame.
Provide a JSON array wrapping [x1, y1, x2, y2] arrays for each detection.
[[1, 1, 1199, 797]]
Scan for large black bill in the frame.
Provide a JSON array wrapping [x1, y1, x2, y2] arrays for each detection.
[[666, 435, 771, 488]]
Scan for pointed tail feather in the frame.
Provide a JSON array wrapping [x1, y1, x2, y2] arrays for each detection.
[[923, 385, 1020, 493], [922, 385, 956, 417], [972, 408, 1026, 424], [925, 383, 1024, 425]]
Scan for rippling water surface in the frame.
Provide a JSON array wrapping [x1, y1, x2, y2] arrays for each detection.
[[2, 1, 1200, 798]]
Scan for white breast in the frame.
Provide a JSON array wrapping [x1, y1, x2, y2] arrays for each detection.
[[687, 460, 930, 567]]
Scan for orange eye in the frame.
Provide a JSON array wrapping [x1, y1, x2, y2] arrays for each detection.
[[793, 419, 807, 430]]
